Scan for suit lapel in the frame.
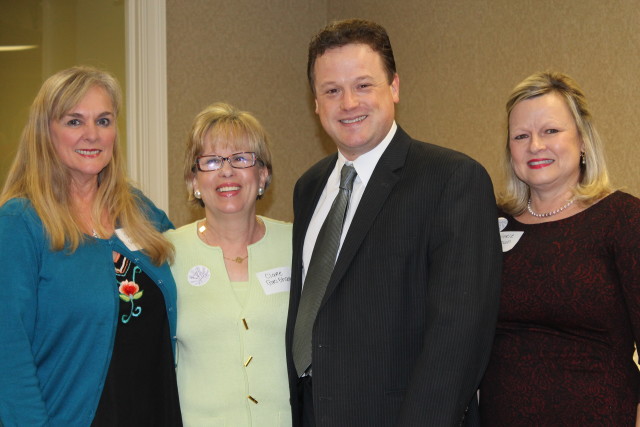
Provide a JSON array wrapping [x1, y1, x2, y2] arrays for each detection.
[[320, 128, 412, 307]]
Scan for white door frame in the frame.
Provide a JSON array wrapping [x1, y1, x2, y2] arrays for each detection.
[[125, 0, 169, 214]]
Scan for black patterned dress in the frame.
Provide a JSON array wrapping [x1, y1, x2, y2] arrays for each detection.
[[92, 253, 182, 426], [480, 191, 640, 426]]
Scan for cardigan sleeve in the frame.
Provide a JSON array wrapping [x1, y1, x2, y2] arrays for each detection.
[[0, 201, 51, 426], [133, 188, 174, 232]]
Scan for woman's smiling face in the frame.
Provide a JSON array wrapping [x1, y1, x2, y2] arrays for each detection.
[[192, 134, 268, 218], [508, 92, 584, 195], [49, 85, 116, 187]]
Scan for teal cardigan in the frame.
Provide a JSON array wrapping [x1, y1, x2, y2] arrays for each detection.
[[0, 194, 177, 427]]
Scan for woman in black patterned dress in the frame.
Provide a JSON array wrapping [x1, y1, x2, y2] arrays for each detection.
[[480, 71, 640, 426]]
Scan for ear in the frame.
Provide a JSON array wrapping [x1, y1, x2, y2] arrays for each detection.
[[191, 175, 199, 194], [259, 165, 269, 189], [390, 73, 400, 104], [314, 98, 319, 115]]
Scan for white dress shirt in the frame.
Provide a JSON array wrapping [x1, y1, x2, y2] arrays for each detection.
[[301, 122, 398, 284]]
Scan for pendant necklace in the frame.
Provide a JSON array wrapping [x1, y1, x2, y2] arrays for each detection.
[[198, 221, 249, 263]]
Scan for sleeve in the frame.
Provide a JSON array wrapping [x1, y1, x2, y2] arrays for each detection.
[[0, 207, 51, 426], [396, 160, 503, 426], [133, 188, 174, 232], [612, 195, 640, 403], [153, 205, 174, 232]]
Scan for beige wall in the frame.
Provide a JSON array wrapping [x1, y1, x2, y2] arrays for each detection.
[[0, 0, 125, 186], [167, 0, 640, 226], [167, 0, 329, 226]]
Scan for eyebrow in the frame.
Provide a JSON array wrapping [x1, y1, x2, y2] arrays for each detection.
[[317, 75, 374, 90], [64, 111, 114, 119]]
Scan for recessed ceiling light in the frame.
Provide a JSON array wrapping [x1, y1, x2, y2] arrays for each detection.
[[0, 45, 38, 52]]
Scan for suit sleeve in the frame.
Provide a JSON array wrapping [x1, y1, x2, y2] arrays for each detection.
[[0, 208, 51, 426], [396, 160, 502, 426]]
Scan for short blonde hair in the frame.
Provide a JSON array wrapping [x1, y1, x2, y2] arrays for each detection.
[[1, 66, 173, 264], [183, 102, 273, 207], [500, 71, 613, 215]]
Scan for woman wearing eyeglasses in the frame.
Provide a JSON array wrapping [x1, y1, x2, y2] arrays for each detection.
[[165, 102, 292, 426]]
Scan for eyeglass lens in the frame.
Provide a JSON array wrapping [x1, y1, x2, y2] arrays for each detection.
[[197, 152, 256, 171]]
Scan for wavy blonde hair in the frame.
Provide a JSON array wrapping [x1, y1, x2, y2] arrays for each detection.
[[499, 71, 613, 215], [0, 66, 173, 265]]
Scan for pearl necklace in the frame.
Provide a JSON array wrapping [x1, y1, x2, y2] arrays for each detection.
[[527, 198, 575, 218]]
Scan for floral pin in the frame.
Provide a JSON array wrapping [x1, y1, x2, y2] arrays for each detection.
[[118, 280, 143, 323]]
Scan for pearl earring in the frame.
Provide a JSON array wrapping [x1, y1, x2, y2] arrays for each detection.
[[580, 151, 586, 165], [258, 187, 264, 196], [194, 190, 201, 199]]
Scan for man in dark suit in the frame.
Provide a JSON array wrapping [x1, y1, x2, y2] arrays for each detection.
[[285, 19, 502, 426]]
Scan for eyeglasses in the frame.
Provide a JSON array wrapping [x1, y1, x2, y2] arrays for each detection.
[[195, 152, 261, 172]]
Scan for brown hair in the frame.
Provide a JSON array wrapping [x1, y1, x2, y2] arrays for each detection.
[[307, 19, 396, 93]]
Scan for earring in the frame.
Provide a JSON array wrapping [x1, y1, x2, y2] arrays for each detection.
[[257, 187, 264, 196], [580, 151, 586, 165], [194, 190, 201, 199]]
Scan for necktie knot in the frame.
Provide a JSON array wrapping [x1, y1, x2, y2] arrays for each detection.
[[339, 164, 357, 191]]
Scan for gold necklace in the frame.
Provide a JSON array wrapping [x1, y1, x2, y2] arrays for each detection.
[[224, 254, 249, 263], [198, 220, 249, 263]]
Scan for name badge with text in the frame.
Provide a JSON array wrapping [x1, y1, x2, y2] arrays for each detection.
[[499, 217, 523, 252], [257, 267, 291, 295]]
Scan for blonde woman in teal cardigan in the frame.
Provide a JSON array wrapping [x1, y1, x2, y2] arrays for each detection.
[[166, 102, 292, 426], [0, 66, 180, 426]]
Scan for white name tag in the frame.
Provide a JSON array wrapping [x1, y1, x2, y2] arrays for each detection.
[[115, 228, 142, 252], [498, 217, 523, 252], [256, 267, 291, 295], [501, 231, 524, 252]]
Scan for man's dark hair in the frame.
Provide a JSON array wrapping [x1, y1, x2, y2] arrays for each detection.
[[307, 19, 396, 93]]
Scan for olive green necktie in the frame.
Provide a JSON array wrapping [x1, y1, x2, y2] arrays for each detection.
[[292, 164, 358, 377]]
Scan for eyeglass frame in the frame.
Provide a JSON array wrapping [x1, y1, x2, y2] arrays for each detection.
[[194, 151, 263, 172]]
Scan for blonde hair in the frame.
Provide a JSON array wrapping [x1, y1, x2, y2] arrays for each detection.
[[0, 66, 173, 265], [500, 71, 613, 215], [183, 102, 273, 207]]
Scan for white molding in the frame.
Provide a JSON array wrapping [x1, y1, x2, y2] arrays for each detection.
[[125, 0, 169, 214]]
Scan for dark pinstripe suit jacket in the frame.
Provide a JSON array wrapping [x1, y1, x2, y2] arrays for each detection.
[[285, 127, 502, 426]]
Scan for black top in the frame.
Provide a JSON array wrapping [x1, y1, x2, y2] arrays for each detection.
[[92, 253, 182, 426], [481, 191, 640, 426]]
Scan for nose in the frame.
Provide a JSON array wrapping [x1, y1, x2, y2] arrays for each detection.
[[84, 122, 99, 142], [529, 134, 545, 152], [341, 89, 359, 110], [218, 159, 235, 176]]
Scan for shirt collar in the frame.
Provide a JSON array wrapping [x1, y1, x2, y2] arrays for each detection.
[[336, 121, 397, 186]]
